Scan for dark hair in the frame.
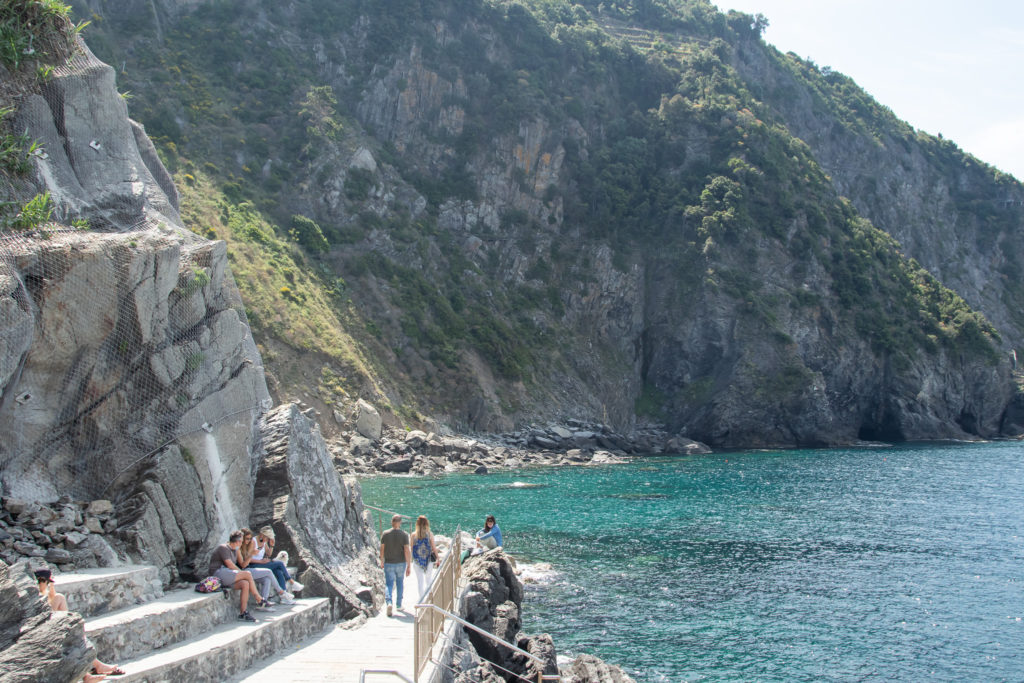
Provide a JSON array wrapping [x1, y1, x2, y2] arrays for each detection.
[[34, 568, 52, 582], [228, 530, 243, 543], [484, 514, 496, 528]]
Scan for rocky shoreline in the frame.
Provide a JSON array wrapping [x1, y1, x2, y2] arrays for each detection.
[[455, 544, 636, 682], [330, 400, 712, 477]]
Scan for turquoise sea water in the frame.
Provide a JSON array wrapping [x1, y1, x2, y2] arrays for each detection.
[[358, 441, 1024, 681]]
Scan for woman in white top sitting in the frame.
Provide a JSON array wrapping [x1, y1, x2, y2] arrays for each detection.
[[235, 528, 296, 605], [246, 526, 304, 596]]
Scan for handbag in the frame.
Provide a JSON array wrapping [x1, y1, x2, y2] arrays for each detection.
[[429, 550, 438, 562], [195, 575, 222, 593]]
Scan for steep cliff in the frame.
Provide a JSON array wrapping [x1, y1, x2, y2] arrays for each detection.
[[0, 5, 377, 598], [67, 0, 1022, 447]]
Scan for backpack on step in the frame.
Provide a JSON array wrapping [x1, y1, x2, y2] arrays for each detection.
[[195, 575, 222, 593]]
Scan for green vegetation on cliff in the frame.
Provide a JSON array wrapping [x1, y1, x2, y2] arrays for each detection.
[[67, 0, 1017, 441]]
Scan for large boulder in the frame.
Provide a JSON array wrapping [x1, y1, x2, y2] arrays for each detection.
[[460, 550, 526, 675], [355, 399, 383, 441], [251, 404, 381, 620]]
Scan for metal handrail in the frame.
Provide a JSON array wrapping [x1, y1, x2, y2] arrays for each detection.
[[414, 529, 461, 682], [414, 603, 547, 667], [360, 670, 414, 683]]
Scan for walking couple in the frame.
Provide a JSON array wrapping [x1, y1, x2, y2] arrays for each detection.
[[379, 514, 440, 616]]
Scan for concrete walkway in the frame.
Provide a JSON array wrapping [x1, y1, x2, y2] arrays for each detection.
[[228, 606, 417, 682]]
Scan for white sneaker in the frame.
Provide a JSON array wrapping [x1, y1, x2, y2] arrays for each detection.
[[279, 592, 296, 605], [288, 579, 304, 592]]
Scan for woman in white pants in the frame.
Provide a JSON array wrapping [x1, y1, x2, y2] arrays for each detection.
[[410, 515, 441, 601]]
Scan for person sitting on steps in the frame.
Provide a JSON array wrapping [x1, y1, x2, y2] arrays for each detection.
[[35, 568, 125, 680], [248, 526, 304, 596], [235, 528, 295, 605], [208, 530, 273, 621]]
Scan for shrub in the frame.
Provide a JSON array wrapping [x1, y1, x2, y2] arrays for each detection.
[[289, 214, 329, 253]]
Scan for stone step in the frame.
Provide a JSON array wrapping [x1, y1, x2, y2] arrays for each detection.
[[116, 598, 332, 683], [86, 588, 237, 662], [55, 565, 163, 617]]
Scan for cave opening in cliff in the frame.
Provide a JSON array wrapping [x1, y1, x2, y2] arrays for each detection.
[[857, 408, 904, 442]]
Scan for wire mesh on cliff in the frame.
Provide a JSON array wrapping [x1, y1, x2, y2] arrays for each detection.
[[0, 38, 267, 503]]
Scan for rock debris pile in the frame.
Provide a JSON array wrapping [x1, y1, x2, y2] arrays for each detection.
[[0, 497, 120, 570], [330, 406, 711, 476]]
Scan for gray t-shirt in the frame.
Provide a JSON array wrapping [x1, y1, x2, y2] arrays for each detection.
[[208, 543, 235, 576], [381, 528, 410, 564]]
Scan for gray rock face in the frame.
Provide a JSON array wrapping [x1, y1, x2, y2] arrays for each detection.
[[252, 404, 381, 619], [0, 31, 270, 583], [0, 561, 93, 683], [459, 551, 527, 676]]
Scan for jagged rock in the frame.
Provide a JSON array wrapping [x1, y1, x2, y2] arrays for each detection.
[[86, 500, 114, 516], [355, 399, 383, 441], [12, 542, 44, 558], [531, 436, 559, 449], [81, 535, 119, 568], [460, 550, 527, 674], [0, 561, 94, 683], [85, 517, 104, 534], [252, 404, 382, 620], [563, 654, 638, 683], [513, 633, 559, 682], [454, 662, 506, 683], [43, 548, 72, 565], [380, 457, 413, 473], [550, 426, 573, 439], [350, 435, 375, 457], [405, 430, 428, 448], [665, 436, 712, 455], [2, 501, 28, 517], [117, 494, 178, 584], [153, 445, 209, 549], [474, 465, 488, 475], [63, 531, 87, 549]]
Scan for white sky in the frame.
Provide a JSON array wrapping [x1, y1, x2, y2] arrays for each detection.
[[713, 0, 1024, 181]]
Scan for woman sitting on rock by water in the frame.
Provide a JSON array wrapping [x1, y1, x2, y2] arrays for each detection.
[[461, 514, 503, 563], [410, 515, 441, 600], [476, 514, 502, 550]]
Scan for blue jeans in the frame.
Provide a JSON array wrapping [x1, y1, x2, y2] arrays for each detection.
[[253, 560, 290, 591], [383, 562, 406, 607]]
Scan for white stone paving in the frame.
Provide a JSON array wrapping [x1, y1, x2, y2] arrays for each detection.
[[228, 605, 417, 682]]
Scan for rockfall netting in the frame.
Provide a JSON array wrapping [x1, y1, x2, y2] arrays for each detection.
[[0, 33, 268, 505]]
